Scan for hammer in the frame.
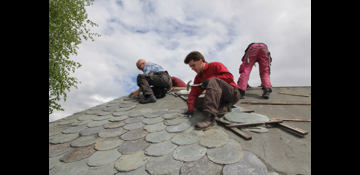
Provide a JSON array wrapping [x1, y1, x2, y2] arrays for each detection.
[[186, 80, 203, 91]]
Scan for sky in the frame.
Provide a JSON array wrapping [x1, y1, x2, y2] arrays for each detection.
[[49, 0, 311, 122]]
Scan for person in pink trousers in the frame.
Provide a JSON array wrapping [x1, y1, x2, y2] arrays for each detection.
[[237, 43, 272, 99]]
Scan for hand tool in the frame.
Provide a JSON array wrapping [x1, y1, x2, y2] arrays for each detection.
[[186, 80, 203, 91]]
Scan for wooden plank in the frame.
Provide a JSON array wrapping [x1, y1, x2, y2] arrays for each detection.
[[214, 117, 252, 140], [241, 101, 311, 105], [279, 92, 309, 97], [272, 118, 311, 122], [229, 127, 252, 140], [275, 123, 308, 136]]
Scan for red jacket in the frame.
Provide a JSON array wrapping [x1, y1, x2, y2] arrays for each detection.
[[171, 76, 187, 87], [187, 62, 237, 111]]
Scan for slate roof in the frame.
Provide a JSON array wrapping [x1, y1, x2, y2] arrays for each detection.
[[49, 86, 311, 175]]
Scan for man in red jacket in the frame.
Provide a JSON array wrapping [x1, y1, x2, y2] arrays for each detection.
[[183, 51, 242, 130]]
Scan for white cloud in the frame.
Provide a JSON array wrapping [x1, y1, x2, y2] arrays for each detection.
[[49, 0, 311, 122]]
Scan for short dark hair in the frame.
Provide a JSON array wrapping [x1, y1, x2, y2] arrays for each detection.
[[184, 51, 205, 64]]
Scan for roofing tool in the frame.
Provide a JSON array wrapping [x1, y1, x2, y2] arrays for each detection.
[[168, 91, 187, 102], [186, 80, 203, 91]]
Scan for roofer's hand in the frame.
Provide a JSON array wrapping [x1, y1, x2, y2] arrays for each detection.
[[200, 79, 209, 89], [183, 110, 194, 117]]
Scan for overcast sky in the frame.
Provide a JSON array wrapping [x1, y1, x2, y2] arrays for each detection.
[[49, 0, 311, 122]]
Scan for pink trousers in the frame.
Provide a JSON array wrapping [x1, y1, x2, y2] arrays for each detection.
[[237, 43, 272, 91]]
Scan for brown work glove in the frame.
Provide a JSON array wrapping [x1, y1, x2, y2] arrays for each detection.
[[200, 79, 209, 89]]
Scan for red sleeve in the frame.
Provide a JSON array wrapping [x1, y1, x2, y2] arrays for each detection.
[[187, 76, 203, 111]]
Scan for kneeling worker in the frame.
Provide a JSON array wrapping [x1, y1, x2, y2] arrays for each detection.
[[183, 51, 242, 130], [129, 59, 172, 104]]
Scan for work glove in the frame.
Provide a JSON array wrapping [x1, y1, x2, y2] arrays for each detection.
[[200, 79, 209, 89], [183, 110, 194, 117]]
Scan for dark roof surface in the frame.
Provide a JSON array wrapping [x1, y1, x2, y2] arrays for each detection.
[[49, 86, 311, 175]]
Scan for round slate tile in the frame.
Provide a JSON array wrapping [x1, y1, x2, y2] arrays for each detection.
[[145, 130, 174, 143], [103, 105, 120, 112], [50, 156, 89, 175], [123, 122, 144, 130], [145, 154, 182, 175], [92, 115, 112, 121], [87, 120, 109, 128], [98, 127, 127, 138], [113, 111, 130, 117], [79, 126, 104, 136], [207, 139, 244, 164], [84, 162, 118, 175], [104, 121, 125, 129], [144, 122, 166, 132], [109, 117, 128, 122], [117, 139, 149, 155], [57, 118, 78, 125], [96, 111, 112, 116], [86, 109, 103, 115], [114, 165, 148, 175], [62, 125, 88, 134], [142, 117, 163, 125], [87, 149, 122, 167], [180, 156, 222, 175], [119, 103, 137, 108], [77, 114, 96, 121], [222, 151, 268, 175], [49, 143, 71, 158], [163, 113, 185, 119], [60, 145, 95, 163], [145, 140, 177, 157], [171, 129, 204, 145], [49, 156, 61, 170], [95, 137, 124, 151], [173, 143, 207, 162], [114, 150, 149, 172], [224, 112, 269, 123], [199, 128, 228, 148], [164, 117, 187, 126], [143, 110, 168, 118], [120, 128, 148, 141], [70, 135, 97, 147], [125, 116, 144, 124], [127, 111, 144, 117], [113, 114, 129, 119], [50, 133, 79, 144], [115, 105, 136, 112], [70, 120, 90, 126], [166, 120, 192, 133]]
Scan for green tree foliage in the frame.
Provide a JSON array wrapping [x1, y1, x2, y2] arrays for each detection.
[[49, 0, 100, 115]]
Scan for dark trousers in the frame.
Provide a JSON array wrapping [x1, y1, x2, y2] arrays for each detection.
[[195, 78, 241, 116], [137, 71, 172, 98]]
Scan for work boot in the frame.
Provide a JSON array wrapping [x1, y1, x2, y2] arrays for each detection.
[[195, 112, 215, 130], [217, 103, 232, 117], [262, 87, 272, 99], [139, 94, 156, 104]]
